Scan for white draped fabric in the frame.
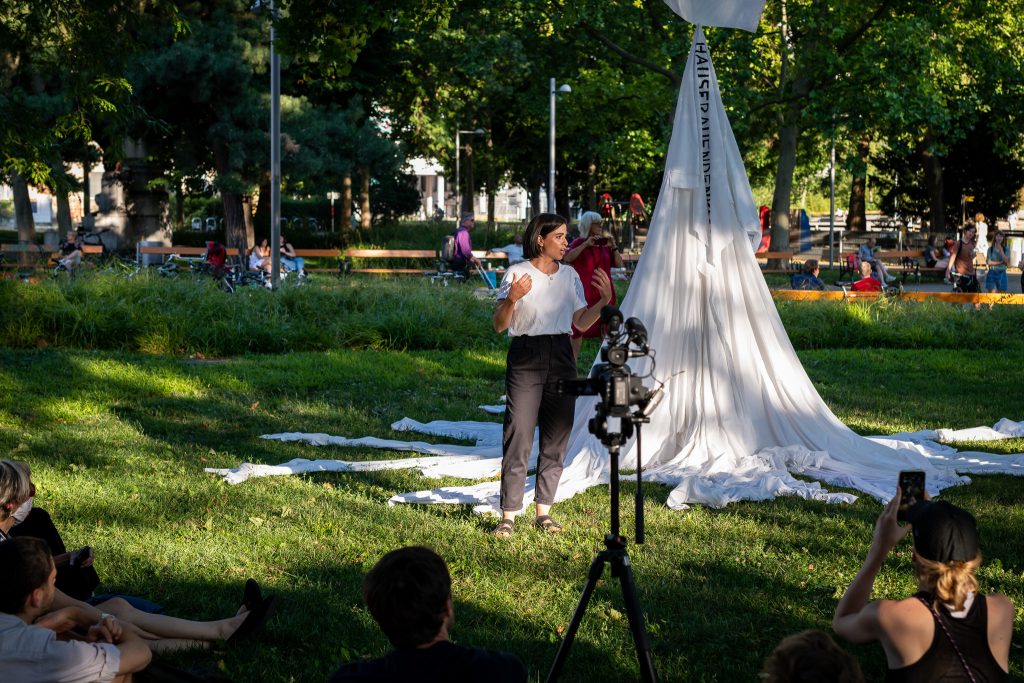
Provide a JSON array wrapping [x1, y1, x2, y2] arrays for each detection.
[[207, 28, 1024, 512]]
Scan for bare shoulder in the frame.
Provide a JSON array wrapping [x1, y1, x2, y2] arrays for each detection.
[[986, 593, 1014, 620], [876, 596, 929, 628]]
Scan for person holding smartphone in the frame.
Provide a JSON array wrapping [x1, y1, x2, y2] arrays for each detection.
[[491, 213, 612, 537], [833, 487, 1013, 681], [564, 211, 623, 359]]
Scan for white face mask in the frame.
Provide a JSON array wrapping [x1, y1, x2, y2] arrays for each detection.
[[11, 497, 33, 524]]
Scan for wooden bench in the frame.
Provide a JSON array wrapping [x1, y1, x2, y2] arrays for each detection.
[[755, 251, 797, 274], [1, 243, 103, 274]]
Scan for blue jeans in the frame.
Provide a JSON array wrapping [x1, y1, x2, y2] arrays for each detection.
[[281, 256, 305, 273], [985, 268, 1007, 292]]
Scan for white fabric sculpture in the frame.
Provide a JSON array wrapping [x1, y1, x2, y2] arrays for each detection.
[[208, 21, 1024, 512]]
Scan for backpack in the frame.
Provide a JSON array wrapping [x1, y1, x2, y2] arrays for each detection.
[[440, 231, 458, 264]]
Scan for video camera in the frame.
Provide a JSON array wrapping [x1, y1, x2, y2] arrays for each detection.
[[559, 306, 663, 441]]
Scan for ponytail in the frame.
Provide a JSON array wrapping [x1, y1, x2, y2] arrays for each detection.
[[913, 552, 982, 612]]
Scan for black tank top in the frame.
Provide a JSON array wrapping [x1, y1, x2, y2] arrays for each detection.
[[886, 591, 1007, 683]]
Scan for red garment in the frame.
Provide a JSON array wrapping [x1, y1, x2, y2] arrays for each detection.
[[851, 276, 882, 292], [567, 237, 617, 338]]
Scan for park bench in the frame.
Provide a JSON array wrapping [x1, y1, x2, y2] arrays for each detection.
[[1, 243, 103, 278], [755, 251, 797, 274]]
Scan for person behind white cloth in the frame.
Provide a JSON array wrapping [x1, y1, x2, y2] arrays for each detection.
[[492, 234, 525, 264], [0, 536, 152, 683]]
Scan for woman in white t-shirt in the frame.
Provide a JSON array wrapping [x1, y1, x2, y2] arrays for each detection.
[[491, 213, 612, 537]]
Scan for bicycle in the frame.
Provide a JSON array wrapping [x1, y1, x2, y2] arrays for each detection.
[[947, 272, 980, 293]]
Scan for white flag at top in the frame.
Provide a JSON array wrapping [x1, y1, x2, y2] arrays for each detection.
[[663, 0, 766, 32]]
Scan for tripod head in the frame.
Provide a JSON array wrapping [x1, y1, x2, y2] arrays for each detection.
[[559, 306, 664, 543]]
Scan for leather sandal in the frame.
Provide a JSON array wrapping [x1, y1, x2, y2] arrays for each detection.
[[534, 515, 563, 533], [492, 519, 515, 537]]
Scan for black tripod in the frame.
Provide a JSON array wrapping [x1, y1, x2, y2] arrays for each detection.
[[546, 417, 658, 683]]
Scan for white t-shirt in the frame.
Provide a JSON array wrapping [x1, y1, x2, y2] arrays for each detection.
[[0, 613, 121, 683], [497, 261, 587, 337]]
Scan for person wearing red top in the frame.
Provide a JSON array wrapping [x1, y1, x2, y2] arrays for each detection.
[[850, 261, 882, 292], [564, 211, 623, 358]]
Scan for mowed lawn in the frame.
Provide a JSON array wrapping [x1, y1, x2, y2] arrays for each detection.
[[0, 276, 1022, 682]]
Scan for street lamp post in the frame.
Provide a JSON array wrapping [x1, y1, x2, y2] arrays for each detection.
[[269, 0, 281, 287], [455, 128, 486, 217], [549, 78, 572, 214]]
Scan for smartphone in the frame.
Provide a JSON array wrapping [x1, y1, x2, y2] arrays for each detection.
[[897, 470, 925, 522]]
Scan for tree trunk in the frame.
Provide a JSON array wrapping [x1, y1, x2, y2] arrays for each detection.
[[221, 191, 247, 267], [252, 178, 271, 238], [529, 183, 541, 218], [175, 179, 185, 230], [50, 161, 73, 239], [585, 158, 598, 211], [11, 172, 36, 244], [847, 136, 870, 232], [769, 120, 799, 259], [358, 168, 371, 231], [341, 174, 353, 244], [919, 135, 945, 233], [241, 194, 255, 248], [486, 171, 496, 232]]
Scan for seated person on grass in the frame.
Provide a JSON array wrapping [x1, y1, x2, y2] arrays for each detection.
[[330, 546, 527, 683], [850, 261, 882, 292], [789, 259, 826, 291], [8, 460, 160, 612], [0, 460, 278, 653], [0, 536, 152, 683]]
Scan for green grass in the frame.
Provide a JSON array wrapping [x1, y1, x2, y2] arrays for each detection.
[[0, 276, 1022, 681]]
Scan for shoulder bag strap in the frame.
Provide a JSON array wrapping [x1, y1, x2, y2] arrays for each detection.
[[915, 595, 978, 683]]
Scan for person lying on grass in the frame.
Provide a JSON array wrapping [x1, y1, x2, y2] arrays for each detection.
[[0, 460, 277, 652], [0, 536, 152, 683], [330, 546, 527, 683], [833, 490, 1013, 681]]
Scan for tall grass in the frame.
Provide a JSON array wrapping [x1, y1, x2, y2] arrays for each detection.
[[0, 274, 499, 355], [3, 273, 1022, 356]]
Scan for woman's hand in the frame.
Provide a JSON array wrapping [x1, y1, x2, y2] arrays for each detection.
[[871, 487, 911, 556], [508, 273, 532, 302], [591, 268, 613, 304]]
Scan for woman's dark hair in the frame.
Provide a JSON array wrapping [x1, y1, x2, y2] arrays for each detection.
[[363, 546, 451, 649], [522, 212, 567, 260]]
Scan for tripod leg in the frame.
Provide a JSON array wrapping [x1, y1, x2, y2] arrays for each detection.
[[615, 555, 658, 683], [545, 552, 608, 683]]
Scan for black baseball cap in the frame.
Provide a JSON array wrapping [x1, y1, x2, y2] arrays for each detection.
[[906, 500, 979, 563]]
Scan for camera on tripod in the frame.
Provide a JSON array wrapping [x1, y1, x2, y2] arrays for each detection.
[[559, 306, 662, 429]]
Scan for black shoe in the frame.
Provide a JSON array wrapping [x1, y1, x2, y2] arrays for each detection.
[[242, 578, 263, 611], [228, 595, 278, 643]]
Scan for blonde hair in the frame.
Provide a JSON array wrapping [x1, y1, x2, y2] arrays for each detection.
[[974, 212, 985, 223], [913, 552, 981, 612], [0, 461, 32, 522], [578, 211, 603, 235]]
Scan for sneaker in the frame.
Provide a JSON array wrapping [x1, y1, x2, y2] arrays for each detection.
[[885, 274, 897, 283]]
